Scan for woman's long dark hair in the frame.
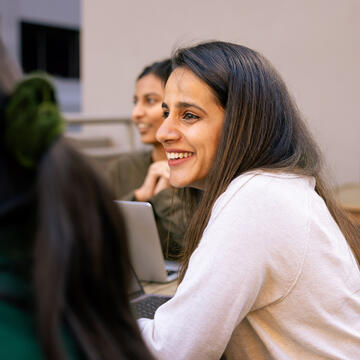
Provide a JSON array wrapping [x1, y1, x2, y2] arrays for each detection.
[[34, 139, 153, 360], [173, 41, 360, 281], [1, 137, 153, 360], [0, 38, 153, 359]]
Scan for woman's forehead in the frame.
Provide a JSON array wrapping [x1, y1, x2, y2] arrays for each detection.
[[164, 67, 219, 107], [135, 73, 164, 95]]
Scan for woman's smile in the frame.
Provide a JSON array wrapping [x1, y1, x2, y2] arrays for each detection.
[[165, 148, 195, 165]]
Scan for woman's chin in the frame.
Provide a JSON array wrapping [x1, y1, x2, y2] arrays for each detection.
[[169, 176, 189, 189], [169, 175, 205, 190], [140, 135, 157, 145]]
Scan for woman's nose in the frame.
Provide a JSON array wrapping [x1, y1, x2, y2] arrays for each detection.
[[156, 116, 180, 144], [132, 102, 145, 121]]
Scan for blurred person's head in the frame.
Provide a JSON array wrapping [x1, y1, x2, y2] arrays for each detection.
[[0, 40, 153, 360], [132, 59, 171, 146]]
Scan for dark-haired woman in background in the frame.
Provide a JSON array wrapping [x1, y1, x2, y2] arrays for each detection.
[[139, 41, 360, 359], [0, 41, 153, 359], [108, 59, 185, 257]]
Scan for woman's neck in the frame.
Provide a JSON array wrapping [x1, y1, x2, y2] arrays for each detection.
[[152, 143, 167, 162]]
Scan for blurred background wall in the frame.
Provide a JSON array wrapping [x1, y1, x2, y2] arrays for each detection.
[[1, 0, 359, 186], [82, 0, 360, 186], [0, 0, 81, 111]]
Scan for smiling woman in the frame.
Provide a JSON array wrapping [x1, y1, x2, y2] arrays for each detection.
[[132, 73, 165, 145], [108, 59, 186, 258], [139, 41, 360, 360]]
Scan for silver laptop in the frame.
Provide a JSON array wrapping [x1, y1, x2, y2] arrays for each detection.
[[128, 265, 171, 319], [115, 200, 179, 283]]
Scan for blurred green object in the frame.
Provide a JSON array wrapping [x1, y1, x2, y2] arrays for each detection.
[[0, 256, 79, 360], [4, 73, 65, 168]]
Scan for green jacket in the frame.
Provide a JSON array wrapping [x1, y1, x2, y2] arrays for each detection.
[[0, 255, 78, 359], [107, 150, 186, 257]]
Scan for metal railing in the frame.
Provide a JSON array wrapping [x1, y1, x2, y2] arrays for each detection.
[[63, 114, 138, 171], [64, 113, 136, 151]]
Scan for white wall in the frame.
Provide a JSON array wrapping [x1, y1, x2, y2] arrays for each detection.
[[0, 0, 21, 61], [19, 0, 80, 27], [0, 0, 80, 59], [83, 0, 360, 185], [0, 0, 81, 111]]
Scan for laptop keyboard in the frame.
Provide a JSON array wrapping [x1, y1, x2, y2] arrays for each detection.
[[133, 296, 171, 319]]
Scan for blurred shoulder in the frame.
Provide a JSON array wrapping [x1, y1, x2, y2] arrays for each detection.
[[114, 150, 152, 166], [109, 150, 152, 173]]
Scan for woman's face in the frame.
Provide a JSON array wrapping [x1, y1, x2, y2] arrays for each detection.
[[132, 73, 165, 144], [156, 67, 225, 189]]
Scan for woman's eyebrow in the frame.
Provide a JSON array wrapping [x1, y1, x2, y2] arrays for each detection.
[[144, 92, 161, 97], [162, 101, 208, 115], [176, 102, 207, 115]]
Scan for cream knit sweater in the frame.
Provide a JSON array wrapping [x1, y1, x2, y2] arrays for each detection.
[[139, 171, 360, 359]]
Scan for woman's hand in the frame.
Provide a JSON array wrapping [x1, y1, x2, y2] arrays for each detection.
[[134, 161, 170, 201]]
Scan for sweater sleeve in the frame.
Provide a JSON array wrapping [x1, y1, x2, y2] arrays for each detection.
[[138, 174, 309, 360], [106, 152, 148, 200]]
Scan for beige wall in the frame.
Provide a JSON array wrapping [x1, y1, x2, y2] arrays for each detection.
[[82, 0, 360, 186]]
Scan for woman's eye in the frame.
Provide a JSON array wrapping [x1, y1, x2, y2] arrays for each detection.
[[183, 112, 200, 121], [163, 111, 169, 119], [146, 97, 157, 105]]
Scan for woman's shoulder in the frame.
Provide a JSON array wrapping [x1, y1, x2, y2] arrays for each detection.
[[112, 149, 152, 166], [0, 300, 42, 358], [108, 150, 152, 175], [200, 170, 314, 307], [212, 170, 315, 223], [0, 299, 79, 359], [227, 170, 314, 201]]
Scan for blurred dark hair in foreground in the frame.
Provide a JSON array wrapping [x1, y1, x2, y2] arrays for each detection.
[[0, 37, 153, 360]]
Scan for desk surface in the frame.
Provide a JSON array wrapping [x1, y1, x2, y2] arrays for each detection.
[[335, 183, 360, 212], [143, 280, 177, 296], [334, 183, 360, 224]]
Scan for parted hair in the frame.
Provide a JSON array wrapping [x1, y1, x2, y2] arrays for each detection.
[[172, 41, 360, 282]]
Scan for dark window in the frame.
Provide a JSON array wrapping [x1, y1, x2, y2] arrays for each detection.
[[21, 21, 80, 79]]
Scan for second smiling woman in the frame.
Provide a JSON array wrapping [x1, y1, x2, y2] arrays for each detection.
[[108, 59, 186, 258]]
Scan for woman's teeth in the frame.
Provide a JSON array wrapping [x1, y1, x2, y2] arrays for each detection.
[[166, 152, 193, 160], [138, 123, 150, 129]]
